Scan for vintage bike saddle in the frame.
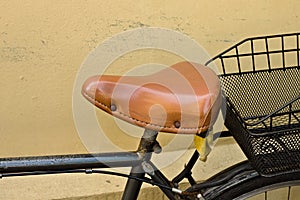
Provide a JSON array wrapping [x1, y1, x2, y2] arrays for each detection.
[[82, 61, 221, 134]]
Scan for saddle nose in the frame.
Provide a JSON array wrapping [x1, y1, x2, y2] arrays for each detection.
[[82, 61, 222, 134]]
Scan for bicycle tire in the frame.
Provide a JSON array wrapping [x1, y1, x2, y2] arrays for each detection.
[[210, 171, 300, 200]]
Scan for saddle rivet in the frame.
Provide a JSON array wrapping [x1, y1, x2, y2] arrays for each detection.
[[174, 121, 181, 128], [110, 104, 117, 111]]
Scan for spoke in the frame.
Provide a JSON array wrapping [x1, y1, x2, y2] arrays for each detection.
[[265, 191, 267, 200]]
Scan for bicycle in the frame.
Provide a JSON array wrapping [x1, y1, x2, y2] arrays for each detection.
[[0, 32, 299, 200]]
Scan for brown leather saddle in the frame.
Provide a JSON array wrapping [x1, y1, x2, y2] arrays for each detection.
[[82, 61, 221, 134]]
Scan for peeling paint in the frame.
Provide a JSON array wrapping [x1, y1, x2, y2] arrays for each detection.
[[0, 46, 35, 62]]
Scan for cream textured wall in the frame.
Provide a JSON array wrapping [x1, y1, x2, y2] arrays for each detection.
[[1, 0, 300, 156], [0, 0, 300, 199]]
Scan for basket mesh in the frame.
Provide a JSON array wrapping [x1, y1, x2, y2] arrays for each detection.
[[221, 67, 300, 133], [206, 33, 300, 176]]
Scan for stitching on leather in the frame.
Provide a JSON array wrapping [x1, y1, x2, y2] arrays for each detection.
[[83, 92, 209, 132]]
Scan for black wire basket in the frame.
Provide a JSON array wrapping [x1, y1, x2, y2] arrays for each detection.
[[206, 33, 300, 176]]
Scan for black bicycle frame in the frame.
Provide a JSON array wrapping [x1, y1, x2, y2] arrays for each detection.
[[0, 152, 141, 173], [0, 129, 237, 199], [0, 129, 186, 199]]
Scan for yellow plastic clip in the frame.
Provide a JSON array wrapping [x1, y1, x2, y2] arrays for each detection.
[[194, 129, 214, 162]]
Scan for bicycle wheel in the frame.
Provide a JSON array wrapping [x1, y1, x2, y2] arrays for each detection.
[[210, 171, 300, 200]]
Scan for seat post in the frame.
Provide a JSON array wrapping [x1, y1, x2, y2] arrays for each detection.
[[121, 129, 159, 200]]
